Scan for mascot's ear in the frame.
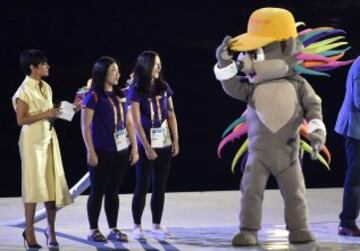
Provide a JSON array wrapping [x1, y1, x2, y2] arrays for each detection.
[[281, 37, 298, 56]]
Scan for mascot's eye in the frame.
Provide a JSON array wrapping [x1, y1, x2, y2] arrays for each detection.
[[237, 52, 246, 61], [254, 48, 265, 61], [246, 51, 256, 60]]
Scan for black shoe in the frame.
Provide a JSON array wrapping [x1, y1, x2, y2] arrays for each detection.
[[44, 228, 59, 248], [22, 230, 42, 249], [87, 229, 107, 242], [338, 226, 360, 237]]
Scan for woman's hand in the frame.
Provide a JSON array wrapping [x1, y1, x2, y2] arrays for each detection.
[[87, 150, 98, 167], [171, 139, 180, 157], [145, 146, 158, 160], [129, 148, 139, 166], [73, 97, 83, 112], [46, 108, 61, 119]]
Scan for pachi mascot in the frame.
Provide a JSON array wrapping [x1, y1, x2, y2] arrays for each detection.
[[214, 7, 352, 246]]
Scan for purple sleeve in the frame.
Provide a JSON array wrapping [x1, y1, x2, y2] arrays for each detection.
[[353, 57, 360, 109], [127, 86, 142, 103], [166, 82, 174, 97], [82, 92, 97, 110]]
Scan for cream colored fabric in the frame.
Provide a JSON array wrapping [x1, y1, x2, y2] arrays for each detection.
[[12, 76, 72, 207]]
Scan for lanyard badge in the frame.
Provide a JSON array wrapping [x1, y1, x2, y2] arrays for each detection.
[[149, 95, 172, 148], [108, 96, 130, 151], [114, 128, 130, 151]]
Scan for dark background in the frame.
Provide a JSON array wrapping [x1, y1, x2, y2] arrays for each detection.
[[1, 0, 359, 197]]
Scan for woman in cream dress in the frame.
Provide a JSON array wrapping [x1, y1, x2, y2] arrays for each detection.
[[12, 50, 72, 249]]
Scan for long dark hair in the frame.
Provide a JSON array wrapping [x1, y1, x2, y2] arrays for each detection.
[[91, 56, 124, 97], [133, 51, 167, 96]]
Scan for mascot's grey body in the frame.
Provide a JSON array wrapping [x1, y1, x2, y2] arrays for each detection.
[[214, 10, 327, 246]]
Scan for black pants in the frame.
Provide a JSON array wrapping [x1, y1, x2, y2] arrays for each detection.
[[132, 147, 172, 225], [339, 136, 360, 228], [87, 149, 129, 229]]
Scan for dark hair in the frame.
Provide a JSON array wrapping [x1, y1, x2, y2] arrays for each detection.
[[91, 56, 124, 97], [133, 51, 167, 96], [19, 49, 48, 75]]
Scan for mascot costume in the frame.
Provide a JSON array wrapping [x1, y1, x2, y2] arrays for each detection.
[[214, 7, 352, 246]]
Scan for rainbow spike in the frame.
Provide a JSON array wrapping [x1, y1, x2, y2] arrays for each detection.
[[218, 123, 248, 158], [300, 140, 330, 170], [231, 139, 249, 173], [305, 36, 345, 50], [301, 29, 346, 46], [319, 47, 351, 57], [294, 64, 330, 77], [222, 114, 247, 138]]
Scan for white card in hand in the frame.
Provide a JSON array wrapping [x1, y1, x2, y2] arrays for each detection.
[[58, 101, 76, 122]]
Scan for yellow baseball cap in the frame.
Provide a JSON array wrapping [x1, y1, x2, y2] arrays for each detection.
[[229, 8, 298, 52]]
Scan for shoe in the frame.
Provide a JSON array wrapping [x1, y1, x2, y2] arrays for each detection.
[[87, 229, 107, 242], [151, 226, 173, 239], [44, 228, 59, 248], [338, 226, 360, 236], [22, 230, 42, 249], [107, 229, 129, 242], [132, 227, 145, 239]]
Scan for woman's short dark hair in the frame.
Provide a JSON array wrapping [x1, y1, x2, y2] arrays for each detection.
[[19, 49, 48, 75], [91, 56, 124, 97], [133, 51, 167, 96]]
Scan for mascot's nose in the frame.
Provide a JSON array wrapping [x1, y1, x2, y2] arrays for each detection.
[[236, 60, 244, 71]]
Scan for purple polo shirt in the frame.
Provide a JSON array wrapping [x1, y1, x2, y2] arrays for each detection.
[[83, 90, 128, 152], [127, 82, 174, 142]]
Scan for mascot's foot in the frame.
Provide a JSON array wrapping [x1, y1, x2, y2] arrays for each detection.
[[289, 229, 315, 244], [232, 230, 258, 246]]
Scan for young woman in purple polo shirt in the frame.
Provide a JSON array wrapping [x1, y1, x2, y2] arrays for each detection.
[[81, 57, 139, 242], [128, 51, 179, 239]]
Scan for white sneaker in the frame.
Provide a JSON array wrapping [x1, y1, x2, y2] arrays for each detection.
[[132, 227, 145, 240], [151, 227, 173, 239]]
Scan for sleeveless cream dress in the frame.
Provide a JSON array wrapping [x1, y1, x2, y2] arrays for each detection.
[[12, 76, 72, 207]]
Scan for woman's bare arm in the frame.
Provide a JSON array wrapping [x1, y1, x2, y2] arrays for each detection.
[[16, 98, 57, 126]]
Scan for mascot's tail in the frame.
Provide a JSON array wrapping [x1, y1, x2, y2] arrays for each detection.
[[294, 24, 353, 76]]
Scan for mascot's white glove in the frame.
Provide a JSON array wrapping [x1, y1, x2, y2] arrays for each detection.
[[214, 61, 237, 81], [307, 119, 327, 160]]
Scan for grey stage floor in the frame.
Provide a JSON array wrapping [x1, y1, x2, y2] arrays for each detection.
[[0, 188, 360, 250]]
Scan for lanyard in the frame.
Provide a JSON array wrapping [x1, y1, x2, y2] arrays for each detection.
[[149, 98, 155, 126], [149, 96, 163, 127], [107, 95, 125, 132]]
